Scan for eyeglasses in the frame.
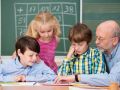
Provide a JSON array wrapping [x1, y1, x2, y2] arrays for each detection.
[[96, 36, 106, 41], [96, 36, 117, 42]]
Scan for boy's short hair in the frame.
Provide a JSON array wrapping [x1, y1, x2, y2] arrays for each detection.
[[68, 23, 92, 44], [15, 36, 40, 55]]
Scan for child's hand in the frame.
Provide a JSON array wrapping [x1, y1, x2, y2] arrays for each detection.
[[15, 75, 26, 82], [0, 56, 2, 63], [54, 75, 75, 84], [66, 45, 75, 59], [11, 51, 17, 59]]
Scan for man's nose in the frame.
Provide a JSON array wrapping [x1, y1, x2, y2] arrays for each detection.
[[95, 38, 100, 44]]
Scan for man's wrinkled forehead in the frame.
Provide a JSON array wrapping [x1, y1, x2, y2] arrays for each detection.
[[96, 24, 114, 38]]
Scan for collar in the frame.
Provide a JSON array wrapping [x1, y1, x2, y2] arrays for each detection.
[[15, 57, 31, 69], [74, 47, 90, 58], [104, 43, 120, 61]]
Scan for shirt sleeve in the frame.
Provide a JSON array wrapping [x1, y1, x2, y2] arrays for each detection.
[[80, 61, 120, 86], [58, 57, 73, 76], [25, 61, 56, 82], [0, 64, 15, 82]]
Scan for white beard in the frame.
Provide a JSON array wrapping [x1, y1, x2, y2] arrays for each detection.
[[96, 46, 105, 52]]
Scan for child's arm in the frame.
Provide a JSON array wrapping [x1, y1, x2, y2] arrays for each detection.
[[11, 51, 17, 59], [0, 56, 2, 63], [25, 61, 56, 82], [58, 45, 75, 76], [66, 45, 75, 59], [0, 60, 24, 82], [58, 60, 73, 76], [0, 64, 16, 82]]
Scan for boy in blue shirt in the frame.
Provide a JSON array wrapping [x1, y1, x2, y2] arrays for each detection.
[[0, 36, 56, 82]]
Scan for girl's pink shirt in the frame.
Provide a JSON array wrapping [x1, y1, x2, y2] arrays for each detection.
[[37, 37, 58, 73]]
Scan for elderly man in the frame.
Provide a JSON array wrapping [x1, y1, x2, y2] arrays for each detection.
[[54, 20, 120, 86]]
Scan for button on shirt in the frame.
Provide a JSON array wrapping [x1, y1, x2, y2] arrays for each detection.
[[80, 43, 120, 86]]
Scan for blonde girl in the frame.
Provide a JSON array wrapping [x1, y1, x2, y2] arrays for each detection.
[[13, 11, 61, 73]]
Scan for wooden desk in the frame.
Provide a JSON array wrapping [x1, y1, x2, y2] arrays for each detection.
[[0, 85, 109, 90], [0, 85, 69, 90], [0, 84, 119, 90], [0, 85, 107, 90]]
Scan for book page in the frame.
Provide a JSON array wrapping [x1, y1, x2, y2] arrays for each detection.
[[42, 81, 72, 86], [0, 82, 35, 86]]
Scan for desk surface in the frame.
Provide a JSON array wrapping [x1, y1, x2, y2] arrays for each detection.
[[0, 84, 119, 90], [0, 85, 110, 90], [1, 85, 69, 90]]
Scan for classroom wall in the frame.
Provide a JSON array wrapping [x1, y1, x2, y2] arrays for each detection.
[[83, 0, 120, 47], [1, 0, 80, 56], [1, 0, 120, 57]]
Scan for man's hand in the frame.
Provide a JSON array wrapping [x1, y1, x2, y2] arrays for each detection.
[[15, 75, 26, 82], [54, 75, 75, 84]]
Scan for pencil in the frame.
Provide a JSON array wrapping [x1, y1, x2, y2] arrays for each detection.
[[33, 82, 37, 85]]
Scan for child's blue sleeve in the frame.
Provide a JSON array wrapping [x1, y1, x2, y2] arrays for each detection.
[[25, 61, 56, 82], [0, 64, 15, 82]]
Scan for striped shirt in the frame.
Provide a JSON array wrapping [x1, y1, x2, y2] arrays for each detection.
[[58, 47, 106, 75]]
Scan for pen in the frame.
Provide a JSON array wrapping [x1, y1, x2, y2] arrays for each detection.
[[33, 82, 38, 85]]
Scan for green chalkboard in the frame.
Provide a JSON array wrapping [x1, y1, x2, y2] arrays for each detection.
[[83, 0, 120, 47], [2, 0, 120, 56], [1, 0, 80, 55]]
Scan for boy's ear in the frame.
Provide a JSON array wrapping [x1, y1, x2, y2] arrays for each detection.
[[17, 49, 22, 56]]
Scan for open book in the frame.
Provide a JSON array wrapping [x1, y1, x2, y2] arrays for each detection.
[[43, 83, 71, 86], [0, 82, 35, 86], [42, 82, 108, 89]]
